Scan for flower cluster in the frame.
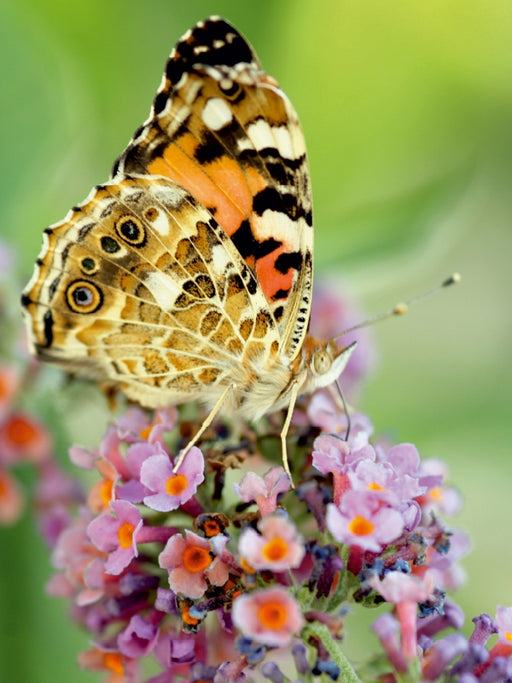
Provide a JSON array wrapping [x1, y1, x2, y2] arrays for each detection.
[[4, 261, 511, 682], [44, 391, 512, 683]]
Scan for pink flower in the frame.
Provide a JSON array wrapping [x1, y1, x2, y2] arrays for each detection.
[[0, 412, 51, 463], [419, 459, 461, 517], [370, 570, 436, 661], [370, 570, 435, 605], [159, 530, 230, 599], [496, 606, 512, 647], [308, 393, 373, 449], [233, 467, 291, 516], [238, 513, 305, 571], [326, 490, 404, 552], [232, 586, 304, 647], [141, 446, 204, 512], [87, 500, 143, 575], [312, 434, 375, 483], [78, 645, 138, 683], [0, 468, 24, 524], [49, 511, 106, 604], [0, 365, 20, 420], [87, 459, 118, 513]]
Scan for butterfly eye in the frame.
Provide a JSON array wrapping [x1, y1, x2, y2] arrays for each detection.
[[312, 349, 332, 376], [66, 280, 103, 314], [115, 216, 146, 246]]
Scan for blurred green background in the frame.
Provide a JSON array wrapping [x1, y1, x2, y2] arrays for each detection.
[[1, 0, 511, 680]]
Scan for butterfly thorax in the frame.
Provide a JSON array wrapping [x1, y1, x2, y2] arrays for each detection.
[[223, 335, 356, 421]]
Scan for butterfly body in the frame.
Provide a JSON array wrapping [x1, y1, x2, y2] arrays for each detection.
[[22, 17, 354, 469]]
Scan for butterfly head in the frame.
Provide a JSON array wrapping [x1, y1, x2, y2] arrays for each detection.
[[298, 336, 357, 393]]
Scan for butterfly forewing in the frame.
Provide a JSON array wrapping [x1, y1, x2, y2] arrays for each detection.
[[113, 16, 313, 360]]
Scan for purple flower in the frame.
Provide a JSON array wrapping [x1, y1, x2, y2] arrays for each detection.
[[422, 633, 469, 680], [326, 490, 404, 551], [118, 614, 159, 657], [372, 612, 408, 672], [348, 457, 426, 506], [141, 446, 204, 512]]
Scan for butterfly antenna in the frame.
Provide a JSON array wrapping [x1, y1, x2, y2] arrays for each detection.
[[330, 273, 461, 342]]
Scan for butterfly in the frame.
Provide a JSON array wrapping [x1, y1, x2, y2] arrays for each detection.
[[22, 16, 355, 478]]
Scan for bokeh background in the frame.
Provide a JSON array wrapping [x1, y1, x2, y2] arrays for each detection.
[[1, 0, 511, 680]]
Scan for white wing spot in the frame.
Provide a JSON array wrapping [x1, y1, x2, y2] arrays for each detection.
[[146, 209, 170, 237], [201, 98, 233, 131], [243, 120, 306, 159], [145, 271, 183, 310], [210, 243, 233, 275]]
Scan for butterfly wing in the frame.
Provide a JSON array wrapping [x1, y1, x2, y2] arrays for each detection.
[[113, 16, 313, 361], [22, 175, 281, 409]]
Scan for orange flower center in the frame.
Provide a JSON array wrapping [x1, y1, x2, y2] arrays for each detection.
[[139, 425, 152, 441], [262, 537, 289, 563], [166, 473, 188, 496], [5, 415, 37, 446], [0, 375, 9, 400], [102, 652, 124, 674], [183, 545, 211, 573], [348, 515, 375, 536], [505, 631, 512, 643], [367, 482, 385, 491], [257, 601, 287, 630], [100, 479, 114, 507], [117, 522, 135, 549], [429, 486, 443, 502]]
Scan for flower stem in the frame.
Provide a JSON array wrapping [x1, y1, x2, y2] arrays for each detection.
[[303, 622, 361, 683]]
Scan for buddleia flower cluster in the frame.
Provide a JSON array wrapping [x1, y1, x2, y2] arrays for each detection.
[[3, 256, 512, 682]]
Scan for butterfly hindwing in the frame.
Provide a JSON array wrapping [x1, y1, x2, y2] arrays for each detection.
[[23, 175, 281, 408]]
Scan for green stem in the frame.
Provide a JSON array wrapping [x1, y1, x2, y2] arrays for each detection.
[[303, 622, 361, 683]]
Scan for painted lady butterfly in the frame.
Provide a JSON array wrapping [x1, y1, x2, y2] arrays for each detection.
[[22, 17, 355, 476]]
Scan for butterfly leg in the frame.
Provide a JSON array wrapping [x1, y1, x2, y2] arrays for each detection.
[[173, 383, 237, 472], [280, 379, 300, 487]]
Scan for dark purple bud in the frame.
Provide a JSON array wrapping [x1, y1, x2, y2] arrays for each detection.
[[470, 613, 497, 645], [261, 661, 285, 683], [292, 643, 310, 675]]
